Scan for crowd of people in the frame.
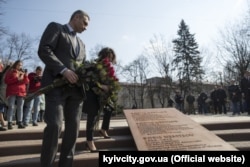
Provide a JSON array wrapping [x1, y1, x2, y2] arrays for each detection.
[[173, 73, 250, 116], [0, 60, 44, 131]]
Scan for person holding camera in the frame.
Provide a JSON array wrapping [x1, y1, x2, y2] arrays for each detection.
[[4, 60, 29, 129], [23, 66, 43, 126]]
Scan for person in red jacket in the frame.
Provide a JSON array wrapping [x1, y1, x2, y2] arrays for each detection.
[[23, 66, 43, 126], [4, 60, 29, 129]]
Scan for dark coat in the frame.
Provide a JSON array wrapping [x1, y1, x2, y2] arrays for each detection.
[[228, 84, 241, 102], [175, 94, 183, 104], [197, 92, 207, 104], [38, 22, 86, 96], [217, 88, 227, 102], [186, 95, 195, 104], [82, 90, 100, 115], [240, 77, 250, 99]]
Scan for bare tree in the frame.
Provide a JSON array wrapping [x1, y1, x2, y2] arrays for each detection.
[[143, 34, 174, 107], [88, 44, 105, 61], [122, 55, 149, 108], [144, 34, 174, 77], [216, 21, 250, 83], [122, 63, 139, 108], [0, 33, 35, 66]]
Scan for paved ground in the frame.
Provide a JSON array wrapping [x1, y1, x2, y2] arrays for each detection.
[[187, 112, 250, 123]]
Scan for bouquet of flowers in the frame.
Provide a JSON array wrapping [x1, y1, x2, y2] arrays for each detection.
[[25, 61, 95, 102], [25, 59, 120, 112], [91, 57, 120, 110], [88, 57, 120, 129]]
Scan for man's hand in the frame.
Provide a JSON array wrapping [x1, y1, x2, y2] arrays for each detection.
[[63, 69, 79, 84]]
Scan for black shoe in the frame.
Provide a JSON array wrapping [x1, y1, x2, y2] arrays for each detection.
[[8, 122, 13, 130], [33, 122, 38, 126], [23, 123, 28, 127], [0, 127, 7, 131], [99, 130, 111, 139], [85, 143, 98, 153], [18, 122, 25, 129]]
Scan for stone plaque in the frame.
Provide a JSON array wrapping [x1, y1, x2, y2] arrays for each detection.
[[124, 108, 237, 150]]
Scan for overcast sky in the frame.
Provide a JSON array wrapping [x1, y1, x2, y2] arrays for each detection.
[[1, 0, 248, 69]]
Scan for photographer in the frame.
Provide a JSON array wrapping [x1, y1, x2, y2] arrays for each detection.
[[4, 60, 29, 129], [23, 66, 43, 126]]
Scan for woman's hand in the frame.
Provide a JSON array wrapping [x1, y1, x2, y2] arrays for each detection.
[[101, 84, 109, 92], [17, 71, 25, 81]]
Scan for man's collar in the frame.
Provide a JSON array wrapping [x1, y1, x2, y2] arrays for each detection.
[[66, 24, 75, 34]]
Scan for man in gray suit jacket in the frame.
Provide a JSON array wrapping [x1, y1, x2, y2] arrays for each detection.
[[38, 10, 90, 167]]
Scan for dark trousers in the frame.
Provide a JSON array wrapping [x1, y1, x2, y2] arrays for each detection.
[[86, 108, 112, 141], [86, 110, 98, 141], [198, 103, 208, 114], [187, 103, 194, 114], [212, 101, 219, 114], [101, 108, 112, 130], [245, 95, 250, 114], [40, 87, 83, 167], [218, 101, 227, 114]]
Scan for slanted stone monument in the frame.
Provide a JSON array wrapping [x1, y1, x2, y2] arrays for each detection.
[[124, 108, 237, 150]]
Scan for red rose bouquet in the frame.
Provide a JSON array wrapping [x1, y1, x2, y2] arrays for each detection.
[[91, 57, 120, 109], [88, 57, 120, 129]]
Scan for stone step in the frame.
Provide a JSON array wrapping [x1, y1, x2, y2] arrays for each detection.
[[0, 125, 131, 141], [202, 121, 250, 130], [0, 134, 135, 156], [228, 141, 250, 151], [0, 147, 139, 167], [0, 147, 136, 167], [2, 127, 250, 156], [0, 134, 136, 166], [1, 118, 250, 167], [2, 121, 249, 141], [212, 129, 250, 141], [0, 151, 98, 167]]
